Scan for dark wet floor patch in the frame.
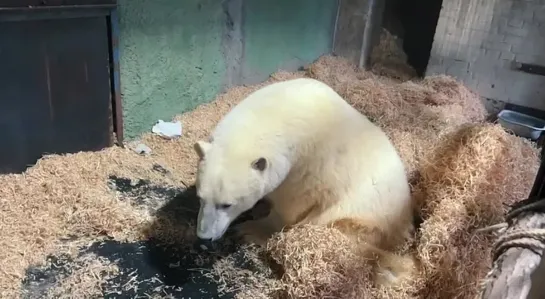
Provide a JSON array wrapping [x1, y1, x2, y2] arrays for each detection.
[[21, 239, 236, 298], [21, 173, 274, 299], [22, 254, 74, 299], [107, 175, 183, 210], [89, 239, 232, 298]]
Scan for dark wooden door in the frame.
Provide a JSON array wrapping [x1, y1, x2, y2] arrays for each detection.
[[0, 13, 113, 173]]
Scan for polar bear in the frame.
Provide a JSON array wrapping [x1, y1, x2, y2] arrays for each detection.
[[193, 78, 414, 253]]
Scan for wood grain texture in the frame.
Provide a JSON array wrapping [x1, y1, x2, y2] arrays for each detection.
[[479, 212, 545, 299]]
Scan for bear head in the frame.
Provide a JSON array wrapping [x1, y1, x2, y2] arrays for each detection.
[[193, 140, 283, 241]]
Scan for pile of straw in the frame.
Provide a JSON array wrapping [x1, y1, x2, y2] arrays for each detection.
[[412, 123, 538, 298], [370, 29, 418, 81], [264, 223, 421, 299], [0, 52, 539, 298]]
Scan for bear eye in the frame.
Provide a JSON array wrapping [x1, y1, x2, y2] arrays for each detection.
[[216, 204, 232, 210]]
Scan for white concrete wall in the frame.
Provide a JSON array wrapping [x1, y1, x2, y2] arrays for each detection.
[[426, 0, 545, 112]]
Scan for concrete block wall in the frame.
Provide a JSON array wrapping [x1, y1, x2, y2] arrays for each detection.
[[426, 0, 545, 112]]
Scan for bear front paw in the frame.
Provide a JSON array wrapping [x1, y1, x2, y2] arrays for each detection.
[[235, 221, 270, 247]]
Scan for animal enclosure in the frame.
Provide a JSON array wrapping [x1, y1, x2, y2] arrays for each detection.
[[0, 50, 540, 298]]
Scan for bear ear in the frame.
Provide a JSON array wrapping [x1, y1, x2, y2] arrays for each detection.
[[194, 141, 212, 160], [251, 157, 267, 172]]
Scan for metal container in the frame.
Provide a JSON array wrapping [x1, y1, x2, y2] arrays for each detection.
[[497, 109, 545, 141]]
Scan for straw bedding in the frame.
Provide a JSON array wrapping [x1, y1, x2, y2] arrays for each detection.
[[0, 53, 540, 298]]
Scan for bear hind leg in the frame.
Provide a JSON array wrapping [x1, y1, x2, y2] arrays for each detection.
[[328, 218, 390, 249]]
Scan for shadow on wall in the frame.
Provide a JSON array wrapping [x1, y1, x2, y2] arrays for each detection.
[[382, 0, 444, 77]]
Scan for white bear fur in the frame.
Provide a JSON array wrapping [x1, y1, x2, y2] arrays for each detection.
[[196, 81, 417, 247], [194, 77, 416, 285]]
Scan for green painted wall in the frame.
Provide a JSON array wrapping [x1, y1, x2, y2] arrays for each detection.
[[118, 0, 338, 139], [242, 0, 338, 83], [118, 0, 226, 139]]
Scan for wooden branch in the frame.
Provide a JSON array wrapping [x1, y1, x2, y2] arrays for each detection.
[[478, 212, 545, 299]]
